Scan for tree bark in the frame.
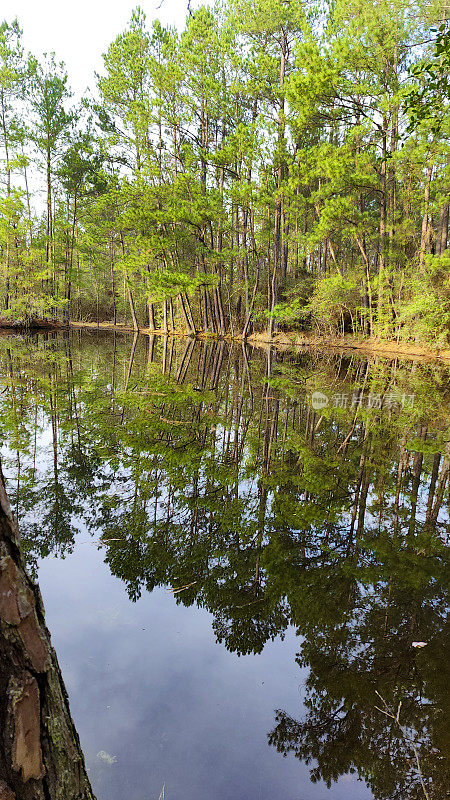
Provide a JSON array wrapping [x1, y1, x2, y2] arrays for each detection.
[[0, 465, 95, 799]]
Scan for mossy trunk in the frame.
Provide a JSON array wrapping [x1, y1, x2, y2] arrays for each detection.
[[0, 466, 95, 800]]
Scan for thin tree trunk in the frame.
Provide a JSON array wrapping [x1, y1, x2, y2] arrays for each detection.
[[426, 453, 441, 523], [429, 443, 450, 525], [148, 302, 156, 332], [110, 239, 117, 326], [176, 338, 195, 383], [1, 90, 11, 312], [269, 26, 288, 338], [243, 266, 260, 340], [419, 166, 433, 271], [183, 292, 196, 335], [437, 203, 449, 255], [178, 293, 194, 336], [378, 124, 388, 333], [120, 234, 139, 331]]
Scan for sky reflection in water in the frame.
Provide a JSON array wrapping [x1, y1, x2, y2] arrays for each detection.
[[38, 539, 368, 800]]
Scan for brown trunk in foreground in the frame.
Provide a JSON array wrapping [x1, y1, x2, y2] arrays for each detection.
[[0, 465, 95, 800]]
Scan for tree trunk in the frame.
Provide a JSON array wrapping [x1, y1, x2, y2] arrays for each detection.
[[437, 203, 449, 255], [377, 124, 388, 333], [1, 90, 11, 313], [169, 297, 175, 333], [64, 192, 77, 327], [419, 165, 433, 271], [0, 465, 95, 799], [46, 145, 54, 314], [429, 443, 450, 526], [243, 267, 260, 340], [110, 239, 117, 326], [183, 292, 196, 335], [269, 26, 288, 338], [124, 274, 139, 331], [148, 302, 156, 332], [388, 43, 398, 264], [178, 293, 195, 336]]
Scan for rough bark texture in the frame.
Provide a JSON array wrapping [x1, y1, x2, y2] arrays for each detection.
[[0, 466, 95, 800]]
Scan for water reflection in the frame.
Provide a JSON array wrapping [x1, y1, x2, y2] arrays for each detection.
[[0, 331, 448, 800], [0, 462, 95, 799]]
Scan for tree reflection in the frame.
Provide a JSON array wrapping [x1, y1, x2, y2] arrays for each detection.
[[0, 332, 448, 799]]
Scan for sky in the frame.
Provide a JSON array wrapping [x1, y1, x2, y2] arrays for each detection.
[[2, 0, 207, 97], [36, 535, 371, 800]]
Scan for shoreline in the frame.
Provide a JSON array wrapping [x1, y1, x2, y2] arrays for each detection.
[[69, 322, 450, 363], [247, 332, 450, 363], [1, 319, 449, 363]]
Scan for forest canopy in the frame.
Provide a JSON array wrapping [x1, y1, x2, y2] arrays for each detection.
[[0, 0, 449, 345]]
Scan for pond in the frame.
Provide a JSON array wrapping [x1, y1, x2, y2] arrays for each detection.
[[0, 331, 449, 800]]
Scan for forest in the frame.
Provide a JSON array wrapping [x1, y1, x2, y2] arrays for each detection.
[[0, 0, 449, 346]]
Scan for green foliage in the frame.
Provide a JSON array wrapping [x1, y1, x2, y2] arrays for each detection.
[[306, 273, 363, 335], [269, 274, 315, 324], [405, 24, 450, 134], [399, 252, 450, 346], [0, 0, 448, 345]]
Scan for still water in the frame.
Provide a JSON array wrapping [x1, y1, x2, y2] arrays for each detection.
[[0, 331, 449, 800]]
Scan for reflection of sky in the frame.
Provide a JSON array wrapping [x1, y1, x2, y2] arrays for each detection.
[[37, 539, 372, 800]]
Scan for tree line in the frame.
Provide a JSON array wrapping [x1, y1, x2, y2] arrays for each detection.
[[0, 0, 449, 345]]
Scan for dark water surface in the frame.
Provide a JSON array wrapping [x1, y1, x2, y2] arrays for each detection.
[[0, 331, 449, 800]]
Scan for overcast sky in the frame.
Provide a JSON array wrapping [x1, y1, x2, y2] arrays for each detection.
[[2, 0, 206, 96]]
